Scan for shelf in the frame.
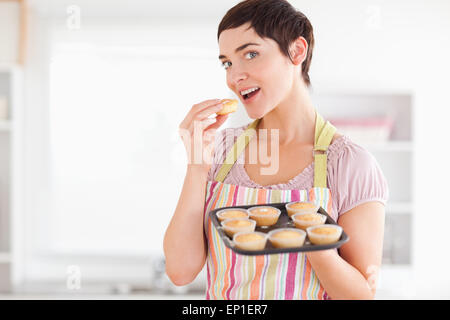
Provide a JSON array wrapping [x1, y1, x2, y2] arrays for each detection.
[[0, 120, 11, 131], [0, 252, 11, 263]]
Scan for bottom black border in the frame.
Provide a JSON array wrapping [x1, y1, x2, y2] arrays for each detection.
[[0, 299, 448, 318]]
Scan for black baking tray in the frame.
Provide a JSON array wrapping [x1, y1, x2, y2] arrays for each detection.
[[209, 202, 349, 255]]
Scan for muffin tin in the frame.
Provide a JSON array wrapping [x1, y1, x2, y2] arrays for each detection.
[[209, 202, 349, 256]]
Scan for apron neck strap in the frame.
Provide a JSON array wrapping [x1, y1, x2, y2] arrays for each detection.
[[214, 118, 260, 183]]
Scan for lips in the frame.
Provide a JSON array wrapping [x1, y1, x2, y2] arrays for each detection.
[[242, 87, 261, 103], [239, 86, 260, 98], [243, 88, 260, 100]]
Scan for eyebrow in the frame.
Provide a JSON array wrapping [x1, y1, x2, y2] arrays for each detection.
[[219, 42, 260, 60]]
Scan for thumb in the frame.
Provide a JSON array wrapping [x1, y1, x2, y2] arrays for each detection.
[[209, 114, 228, 130]]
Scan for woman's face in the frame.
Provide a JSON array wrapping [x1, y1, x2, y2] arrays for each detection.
[[218, 22, 297, 119]]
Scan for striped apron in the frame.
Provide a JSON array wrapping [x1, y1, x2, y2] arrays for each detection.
[[203, 112, 337, 300]]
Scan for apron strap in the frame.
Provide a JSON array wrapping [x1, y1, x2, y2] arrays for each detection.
[[214, 119, 260, 183], [214, 111, 336, 187], [313, 112, 337, 188]]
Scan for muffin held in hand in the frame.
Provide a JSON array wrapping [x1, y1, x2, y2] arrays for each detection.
[[217, 99, 238, 115]]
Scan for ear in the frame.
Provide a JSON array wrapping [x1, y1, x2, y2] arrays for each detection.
[[289, 36, 308, 65]]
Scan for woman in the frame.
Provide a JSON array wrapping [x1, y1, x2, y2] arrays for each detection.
[[164, 0, 388, 300]]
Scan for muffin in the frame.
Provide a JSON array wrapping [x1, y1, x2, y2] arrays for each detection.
[[307, 225, 343, 245], [233, 231, 268, 251], [285, 201, 319, 217], [221, 218, 256, 237], [268, 228, 306, 249], [216, 208, 249, 222], [292, 212, 327, 230], [248, 206, 281, 227], [217, 99, 238, 115]]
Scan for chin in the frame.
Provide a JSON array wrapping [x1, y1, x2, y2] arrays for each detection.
[[245, 108, 266, 120], [247, 112, 263, 120]]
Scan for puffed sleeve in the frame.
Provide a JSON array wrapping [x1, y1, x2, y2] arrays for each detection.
[[332, 141, 389, 218]]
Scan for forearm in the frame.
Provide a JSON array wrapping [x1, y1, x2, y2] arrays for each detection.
[[306, 249, 376, 300], [163, 166, 209, 285]]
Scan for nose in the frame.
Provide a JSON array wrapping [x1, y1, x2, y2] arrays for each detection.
[[228, 65, 248, 91]]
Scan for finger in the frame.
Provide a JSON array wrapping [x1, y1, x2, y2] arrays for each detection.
[[194, 103, 224, 122], [180, 99, 221, 129], [187, 100, 223, 124], [192, 99, 222, 114], [207, 114, 228, 130], [201, 117, 217, 130]]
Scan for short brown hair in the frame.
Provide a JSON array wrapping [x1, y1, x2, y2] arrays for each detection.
[[218, 0, 315, 87]]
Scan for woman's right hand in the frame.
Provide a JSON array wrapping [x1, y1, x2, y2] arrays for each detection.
[[178, 99, 229, 174]]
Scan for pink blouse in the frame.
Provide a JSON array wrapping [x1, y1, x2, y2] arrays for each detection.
[[207, 123, 389, 220]]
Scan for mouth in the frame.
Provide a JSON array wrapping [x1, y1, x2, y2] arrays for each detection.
[[240, 87, 261, 101]]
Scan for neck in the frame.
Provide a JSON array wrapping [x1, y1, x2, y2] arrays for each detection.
[[258, 81, 316, 146]]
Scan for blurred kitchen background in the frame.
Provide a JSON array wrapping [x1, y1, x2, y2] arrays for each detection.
[[0, 0, 449, 299]]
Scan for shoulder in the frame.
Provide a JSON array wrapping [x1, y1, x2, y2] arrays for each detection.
[[338, 136, 380, 170], [330, 132, 344, 144], [327, 133, 378, 169]]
